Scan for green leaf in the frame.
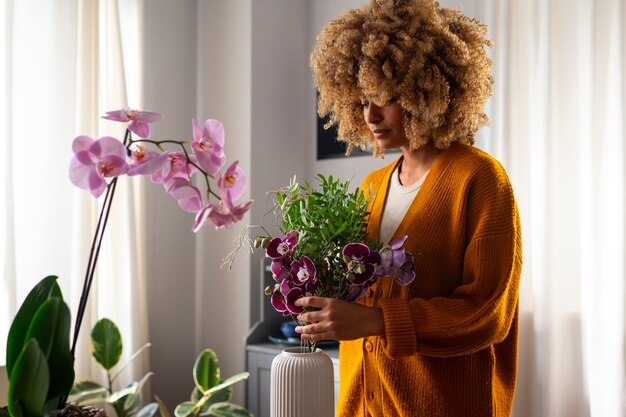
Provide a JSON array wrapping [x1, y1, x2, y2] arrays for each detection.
[[193, 349, 219, 392], [137, 403, 160, 417], [0, 406, 10, 417], [69, 380, 108, 405], [108, 372, 153, 417], [91, 318, 123, 370], [203, 402, 252, 417], [173, 402, 196, 417], [6, 275, 61, 377], [154, 396, 172, 417], [193, 383, 231, 414], [25, 297, 74, 401], [7, 339, 50, 417], [203, 373, 249, 397]]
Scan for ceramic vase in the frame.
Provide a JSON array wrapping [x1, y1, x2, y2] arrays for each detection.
[[270, 346, 334, 417]]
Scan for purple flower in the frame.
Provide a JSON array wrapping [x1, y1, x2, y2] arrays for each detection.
[[266, 231, 299, 260], [127, 146, 169, 176], [376, 235, 416, 285], [69, 135, 129, 197], [217, 160, 247, 201], [378, 235, 409, 275], [102, 107, 163, 138], [192, 118, 226, 176], [393, 252, 416, 285], [271, 259, 291, 282], [270, 283, 304, 316], [344, 285, 368, 303], [192, 193, 253, 232], [290, 255, 318, 293], [342, 243, 381, 285], [165, 178, 204, 213], [151, 152, 198, 185]]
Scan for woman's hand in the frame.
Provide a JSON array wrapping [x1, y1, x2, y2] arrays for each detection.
[[294, 296, 385, 342]]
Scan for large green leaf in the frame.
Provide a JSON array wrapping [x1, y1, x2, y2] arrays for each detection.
[[136, 403, 159, 417], [7, 339, 50, 417], [6, 276, 61, 377], [69, 380, 108, 405], [91, 318, 122, 370], [192, 385, 231, 415], [24, 297, 75, 401], [203, 403, 252, 417], [203, 373, 249, 397], [173, 402, 195, 417], [193, 350, 219, 392]]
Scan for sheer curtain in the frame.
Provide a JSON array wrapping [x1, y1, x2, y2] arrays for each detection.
[[0, 0, 149, 388], [474, 0, 626, 416]]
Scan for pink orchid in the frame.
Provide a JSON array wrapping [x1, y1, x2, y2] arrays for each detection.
[[165, 178, 204, 213], [69, 135, 129, 197], [192, 119, 226, 176], [127, 146, 170, 176], [102, 107, 163, 138], [217, 160, 247, 201], [192, 193, 253, 232], [151, 152, 198, 184]]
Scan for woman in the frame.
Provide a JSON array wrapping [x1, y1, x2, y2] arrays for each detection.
[[294, 0, 522, 416]]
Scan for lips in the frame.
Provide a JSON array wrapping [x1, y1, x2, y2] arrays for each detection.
[[372, 128, 390, 139]]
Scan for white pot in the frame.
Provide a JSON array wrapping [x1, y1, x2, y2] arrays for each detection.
[[270, 347, 335, 417]]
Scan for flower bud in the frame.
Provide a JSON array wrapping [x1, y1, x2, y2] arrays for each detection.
[[264, 285, 273, 295]]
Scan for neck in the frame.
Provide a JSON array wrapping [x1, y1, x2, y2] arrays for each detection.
[[398, 141, 441, 186]]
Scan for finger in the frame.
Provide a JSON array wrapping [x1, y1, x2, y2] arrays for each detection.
[[294, 296, 326, 308], [294, 323, 323, 335], [296, 311, 319, 323]]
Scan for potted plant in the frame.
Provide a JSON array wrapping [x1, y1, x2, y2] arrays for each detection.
[[2, 109, 253, 417]]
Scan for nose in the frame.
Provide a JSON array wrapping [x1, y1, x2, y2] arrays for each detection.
[[364, 102, 383, 124]]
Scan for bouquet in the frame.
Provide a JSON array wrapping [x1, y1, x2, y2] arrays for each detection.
[[228, 174, 415, 351]]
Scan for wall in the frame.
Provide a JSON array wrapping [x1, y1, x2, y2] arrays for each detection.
[[142, 0, 199, 406]]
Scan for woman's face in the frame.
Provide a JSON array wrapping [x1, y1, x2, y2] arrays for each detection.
[[361, 99, 409, 150]]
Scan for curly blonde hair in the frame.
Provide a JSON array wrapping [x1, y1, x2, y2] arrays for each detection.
[[310, 0, 494, 156]]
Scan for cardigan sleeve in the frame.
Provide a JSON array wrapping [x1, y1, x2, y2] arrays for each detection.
[[378, 159, 523, 358]]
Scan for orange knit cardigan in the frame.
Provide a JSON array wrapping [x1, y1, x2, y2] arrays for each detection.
[[337, 143, 522, 417]]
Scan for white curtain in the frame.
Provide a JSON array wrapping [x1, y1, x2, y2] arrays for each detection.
[[0, 0, 150, 390], [474, 0, 626, 416]]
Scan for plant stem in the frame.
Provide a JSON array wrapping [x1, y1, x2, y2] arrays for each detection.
[[60, 130, 130, 408], [107, 370, 114, 395]]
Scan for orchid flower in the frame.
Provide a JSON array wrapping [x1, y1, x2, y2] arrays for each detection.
[[127, 146, 170, 176], [217, 160, 247, 201], [344, 285, 368, 303], [102, 107, 163, 138], [271, 258, 292, 283], [192, 193, 253, 232], [270, 284, 289, 316], [69, 135, 129, 197], [192, 118, 226, 176], [378, 235, 409, 275], [290, 255, 318, 293], [277, 281, 304, 315], [151, 152, 198, 185], [266, 231, 299, 260], [393, 252, 416, 285], [165, 178, 204, 213], [342, 242, 381, 285]]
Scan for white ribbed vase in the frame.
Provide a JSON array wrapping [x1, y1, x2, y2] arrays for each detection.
[[270, 347, 334, 417]]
